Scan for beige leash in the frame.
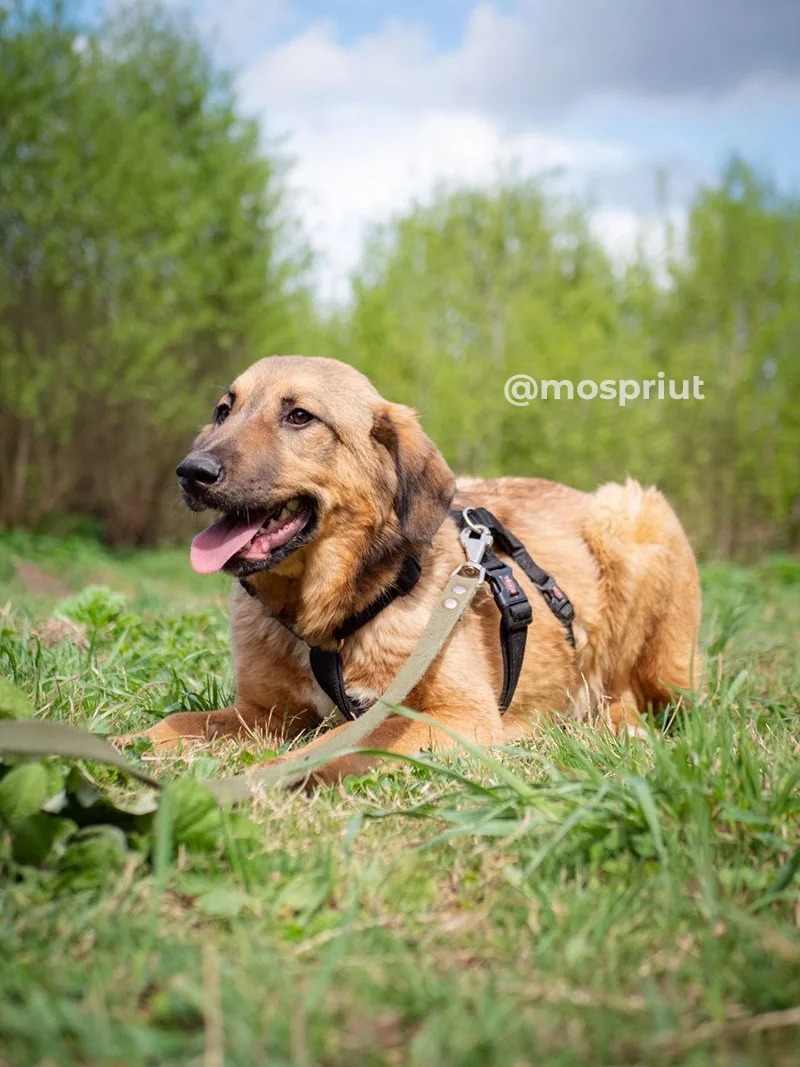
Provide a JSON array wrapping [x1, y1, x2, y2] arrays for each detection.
[[0, 560, 485, 803]]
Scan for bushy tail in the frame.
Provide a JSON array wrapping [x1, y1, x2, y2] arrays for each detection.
[[581, 479, 702, 702]]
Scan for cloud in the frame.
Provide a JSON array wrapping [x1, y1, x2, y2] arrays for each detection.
[[235, 1, 798, 299], [264, 102, 641, 300], [242, 1, 800, 120], [161, 0, 293, 67], [451, 0, 800, 116]]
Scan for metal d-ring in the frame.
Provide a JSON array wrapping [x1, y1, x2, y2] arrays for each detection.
[[459, 513, 493, 567], [462, 507, 489, 536]]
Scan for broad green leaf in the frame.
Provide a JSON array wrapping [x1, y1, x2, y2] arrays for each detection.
[[166, 779, 222, 852], [54, 826, 129, 889], [273, 871, 332, 921], [196, 887, 250, 918], [0, 678, 35, 722], [0, 762, 50, 823], [11, 813, 76, 866]]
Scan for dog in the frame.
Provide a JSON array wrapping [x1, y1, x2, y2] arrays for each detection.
[[135, 355, 702, 784]]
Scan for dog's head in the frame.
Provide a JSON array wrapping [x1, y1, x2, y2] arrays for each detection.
[[178, 356, 455, 579]]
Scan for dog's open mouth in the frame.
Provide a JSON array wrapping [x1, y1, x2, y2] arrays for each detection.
[[189, 497, 317, 575]]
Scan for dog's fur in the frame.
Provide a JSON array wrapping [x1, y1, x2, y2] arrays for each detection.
[[139, 355, 702, 782]]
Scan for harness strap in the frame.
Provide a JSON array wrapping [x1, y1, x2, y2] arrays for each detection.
[[333, 556, 421, 640], [309, 555, 422, 721], [481, 549, 533, 710], [309, 646, 368, 722], [452, 507, 576, 649]]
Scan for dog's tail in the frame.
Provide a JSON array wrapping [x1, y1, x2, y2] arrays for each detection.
[[581, 479, 703, 703]]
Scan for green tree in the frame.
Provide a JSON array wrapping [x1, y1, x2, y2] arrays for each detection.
[[0, 0, 311, 543], [334, 167, 799, 558], [654, 159, 800, 556], [342, 178, 651, 486]]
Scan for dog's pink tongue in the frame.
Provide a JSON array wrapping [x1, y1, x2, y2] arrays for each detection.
[[190, 512, 268, 574]]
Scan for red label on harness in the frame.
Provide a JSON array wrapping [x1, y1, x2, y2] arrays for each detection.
[[502, 574, 518, 595]]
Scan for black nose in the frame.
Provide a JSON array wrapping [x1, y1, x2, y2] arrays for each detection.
[[176, 452, 222, 489]]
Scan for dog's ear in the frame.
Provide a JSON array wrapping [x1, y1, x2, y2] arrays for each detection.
[[372, 403, 455, 546]]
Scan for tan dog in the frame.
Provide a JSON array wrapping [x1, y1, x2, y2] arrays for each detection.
[[140, 355, 702, 783]]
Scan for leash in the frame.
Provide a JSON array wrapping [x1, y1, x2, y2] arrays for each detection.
[[0, 546, 486, 803]]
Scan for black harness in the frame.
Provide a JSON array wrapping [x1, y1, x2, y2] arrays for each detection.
[[244, 509, 576, 722], [449, 508, 575, 712]]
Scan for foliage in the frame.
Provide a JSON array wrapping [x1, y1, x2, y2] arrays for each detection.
[[1, 4, 797, 558], [0, 531, 798, 1064], [0, 728, 250, 888], [653, 160, 800, 556], [338, 166, 800, 558], [0, 0, 311, 544]]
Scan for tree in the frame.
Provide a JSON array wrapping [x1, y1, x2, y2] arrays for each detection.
[[336, 166, 799, 558], [0, 0, 312, 542], [343, 178, 651, 488], [654, 159, 800, 556]]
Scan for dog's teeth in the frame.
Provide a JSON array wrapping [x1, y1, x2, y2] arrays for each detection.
[[267, 516, 279, 529], [278, 506, 290, 522], [286, 499, 300, 513]]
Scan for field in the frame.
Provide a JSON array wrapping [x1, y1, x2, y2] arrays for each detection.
[[1, 528, 799, 1066]]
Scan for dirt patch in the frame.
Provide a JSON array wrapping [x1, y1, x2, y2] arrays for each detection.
[[13, 558, 72, 599], [32, 616, 89, 650]]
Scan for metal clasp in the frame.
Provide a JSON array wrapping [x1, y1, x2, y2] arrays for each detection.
[[459, 509, 493, 567]]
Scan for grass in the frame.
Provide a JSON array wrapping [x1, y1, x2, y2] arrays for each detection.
[[1, 527, 799, 1066]]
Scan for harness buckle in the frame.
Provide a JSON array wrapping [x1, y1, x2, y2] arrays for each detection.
[[483, 556, 533, 632], [535, 576, 576, 624]]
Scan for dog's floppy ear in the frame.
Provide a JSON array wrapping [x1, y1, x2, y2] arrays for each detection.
[[372, 403, 455, 546]]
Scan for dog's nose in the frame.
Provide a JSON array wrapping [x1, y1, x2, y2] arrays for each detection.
[[176, 452, 222, 489]]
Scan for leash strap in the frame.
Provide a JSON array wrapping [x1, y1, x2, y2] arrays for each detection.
[[0, 564, 484, 803], [451, 507, 576, 649], [0, 511, 571, 799], [0, 720, 160, 786], [211, 562, 483, 800]]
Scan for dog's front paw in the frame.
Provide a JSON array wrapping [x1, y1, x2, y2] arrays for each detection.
[[113, 712, 213, 753]]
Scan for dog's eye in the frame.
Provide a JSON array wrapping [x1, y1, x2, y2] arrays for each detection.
[[285, 408, 314, 427], [214, 402, 231, 426]]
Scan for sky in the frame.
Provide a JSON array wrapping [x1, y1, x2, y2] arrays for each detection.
[[126, 2, 800, 299]]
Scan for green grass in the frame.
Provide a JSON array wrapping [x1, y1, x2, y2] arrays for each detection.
[[1, 528, 799, 1066]]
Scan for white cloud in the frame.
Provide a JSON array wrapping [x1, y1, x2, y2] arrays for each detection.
[[238, 15, 668, 301], [234, 0, 798, 300], [244, 18, 431, 109], [590, 207, 688, 278], [269, 103, 637, 300], [160, 0, 292, 67], [239, 1, 800, 118]]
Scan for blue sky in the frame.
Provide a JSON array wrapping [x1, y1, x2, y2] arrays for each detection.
[[96, 1, 800, 297], [294, 1, 507, 49]]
